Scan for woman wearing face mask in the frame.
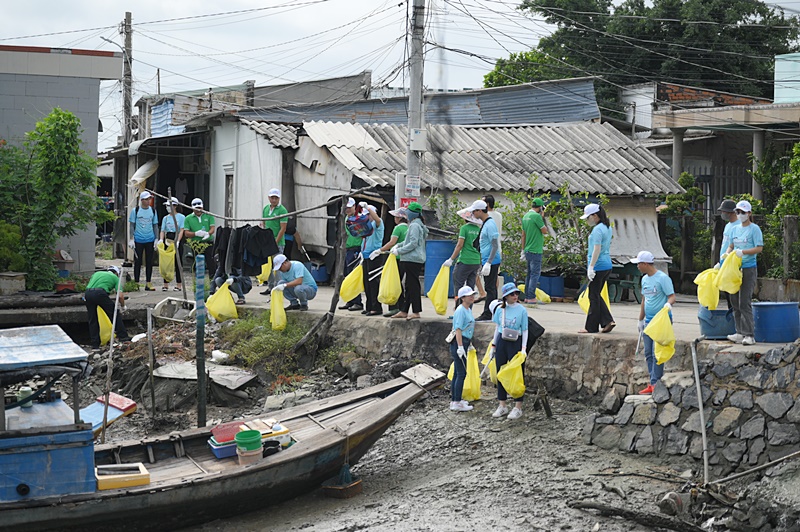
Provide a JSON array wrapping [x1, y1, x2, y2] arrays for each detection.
[[578, 203, 615, 334], [723, 200, 763, 346], [490, 283, 528, 420]]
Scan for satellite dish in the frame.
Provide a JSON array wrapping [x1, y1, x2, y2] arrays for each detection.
[[59, 250, 73, 261]]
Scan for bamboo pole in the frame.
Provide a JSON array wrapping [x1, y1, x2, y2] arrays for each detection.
[[101, 265, 125, 444]]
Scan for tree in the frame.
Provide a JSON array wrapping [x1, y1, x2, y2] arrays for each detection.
[[0, 109, 113, 290], [484, 50, 569, 88]]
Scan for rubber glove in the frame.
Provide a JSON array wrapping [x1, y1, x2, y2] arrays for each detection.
[[225, 278, 234, 286], [369, 249, 381, 260], [390, 245, 399, 256], [587, 266, 596, 281], [456, 346, 466, 362], [735, 249, 744, 258], [637, 320, 646, 334], [520, 250, 526, 261], [154, 240, 161, 250], [359, 201, 368, 210], [366, 205, 377, 213], [442, 258, 453, 268], [202, 232, 212, 241], [713, 262, 721, 270], [663, 302, 672, 310], [481, 263, 491, 277], [272, 284, 285, 292], [721, 252, 729, 260], [195, 230, 208, 239], [128, 239, 135, 249]]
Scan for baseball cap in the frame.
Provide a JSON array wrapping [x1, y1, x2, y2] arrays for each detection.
[[273, 253, 287, 271], [389, 207, 409, 218], [107, 265, 121, 276], [718, 199, 736, 212], [580, 203, 600, 219], [407, 202, 422, 213], [630, 251, 655, 264], [164, 196, 179, 206], [532, 197, 544, 208], [736, 200, 752, 212], [489, 300, 502, 315], [457, 285, 478, 299], [346, 198, 356, 208], [140, 191, 152, 200], [469, 199, 488, 212], [191, 198, 203, 208], [268, 188, 281, 198]]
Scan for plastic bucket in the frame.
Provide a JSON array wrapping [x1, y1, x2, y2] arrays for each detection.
[[539, 275, 565, 298], [237, 446, 262, 466], [424, 240, 456, 298], [697, 306, 736, 340], [234, 430, 262, 451], [753, 302, 800, 343]]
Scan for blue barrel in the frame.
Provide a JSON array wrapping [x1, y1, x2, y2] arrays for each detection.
[[423, 240, 456, 298], [697, 306, 736, 339], [753, 302, 800, 343], [539, 275, 565, 298]]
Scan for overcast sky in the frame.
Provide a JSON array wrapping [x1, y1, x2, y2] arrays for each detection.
[[2, 0, 553, 150]]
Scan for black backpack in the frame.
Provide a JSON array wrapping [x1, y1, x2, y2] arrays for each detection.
[[526, 317, 546, 352]]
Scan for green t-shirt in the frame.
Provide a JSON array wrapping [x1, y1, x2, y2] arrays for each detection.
[[522, 210, 545, 254], [263, 204, 289, 246], [457, 223, 481, 265], [391, 223, 408, 245], [86, 271, 119, 294], [184, 213, 215, 243]]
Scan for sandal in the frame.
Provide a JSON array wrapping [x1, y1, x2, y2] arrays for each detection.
[[601, 322, 616, 333], [236, 299, 246, 305], [173, 286, 181, 292], [406, 313, 420, 321], [162, 286, 168, 291]]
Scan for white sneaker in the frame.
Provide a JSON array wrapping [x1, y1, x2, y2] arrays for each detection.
[[492, 405, 510, 418], [727, 333, 744, 343], [507, 407, 523, 420], [449, 402, 460, 411], [742, 336, 756, 346], [451, 401, 473, 412]]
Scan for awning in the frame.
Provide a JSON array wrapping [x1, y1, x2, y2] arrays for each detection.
[[128, 130, 207, 156]]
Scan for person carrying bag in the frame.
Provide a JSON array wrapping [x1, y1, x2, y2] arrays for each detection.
[[489, 283, 529, 420]]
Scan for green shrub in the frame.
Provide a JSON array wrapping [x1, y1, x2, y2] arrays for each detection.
[[218, 312, 307, 373], [0, 221, 25, 272]]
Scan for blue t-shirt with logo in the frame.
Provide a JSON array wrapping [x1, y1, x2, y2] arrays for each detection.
[[587, 223, 612, 271], [362, 221, 385, 256], [731, 223, 763, 269], [480, 217, 502, 266], [161, 213, 185, 235], [129, 206, 158, 243], [279, 261, 318, 290], [492, 303, 528, 333], [641, 270, 674, 321], [452, 305, 475, 340], [720, 219, 741, 262]]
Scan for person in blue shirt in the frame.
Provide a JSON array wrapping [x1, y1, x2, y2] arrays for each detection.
[[472, 199, 502, 321], [715, 199, 740, 309], [158, 197, 185, 292], [579, 203, 615, 334], [449, 285, 478, 412], [128, 191, 159, 291], [632, 251, 676, 394], [360, 202, 385, 316], [724, 200, 763, 346], [490, 283, 528, 420], [272, 253, 318, 311]]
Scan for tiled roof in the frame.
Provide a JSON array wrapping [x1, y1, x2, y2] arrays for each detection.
[[240, 119, 298, 148]]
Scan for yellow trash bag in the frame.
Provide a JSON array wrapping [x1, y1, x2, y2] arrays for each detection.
[[578, 283, 611, 314], [256, 257, 273, 286], [270, 290, 287, 331], [339, 261, 364, 303], [535, 288, 551, 304], [694, 268, 719, 310], [447, 362, 454, 381], [427, 265, 451, 316], [655, 341, 676, 365], [98, 307, 113, 346], [481, 344, 498, 384], [496, 351, 527, 399], [462, 346, 482, 401], [643, 306, 676, 364], [206, 283, 238, 322], [378, 254, 402, 305], [715, 253, 743, 294], [157, 242, 176, 283]]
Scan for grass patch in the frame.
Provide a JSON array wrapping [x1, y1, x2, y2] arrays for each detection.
[[218, 311, 307, 375], [95, 241, 113, 260], [123, 280, 140, 292]]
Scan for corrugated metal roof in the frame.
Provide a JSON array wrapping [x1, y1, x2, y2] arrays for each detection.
[[240, 119, 299, 149], [0, 325, 87, 371], [303, 121, 680, 196]]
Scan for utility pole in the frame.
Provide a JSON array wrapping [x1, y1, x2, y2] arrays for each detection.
[[122, 11, 133, 147], [402, 0, 425, 209]]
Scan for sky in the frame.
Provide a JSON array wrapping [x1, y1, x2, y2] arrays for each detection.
[[1, 0, 555, 151]]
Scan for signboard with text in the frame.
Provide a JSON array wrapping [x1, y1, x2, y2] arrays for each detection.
[[404, 174, 420, 198]]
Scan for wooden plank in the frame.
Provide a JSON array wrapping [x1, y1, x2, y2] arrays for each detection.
[[401, 364, 445, 389]]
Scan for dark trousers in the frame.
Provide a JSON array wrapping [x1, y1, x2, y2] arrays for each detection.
[[496, 336, 524, 402], [584, 269, 614, 332], [363, 254, 385, 313], [399, 261, 423, 314], [482, 264, 500, 317], [193, 246, 215, 280], [344, 247, 362, 306], [133, 241, 155, 283], [85, 289, 128, 348], [450, 337, 472, 402]]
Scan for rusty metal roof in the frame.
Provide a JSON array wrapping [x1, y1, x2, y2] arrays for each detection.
[[240, 119, 299, 149], [303, 121, 680, 196]]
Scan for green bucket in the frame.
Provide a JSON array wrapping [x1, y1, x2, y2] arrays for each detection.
[[234, 430, 262, 451]]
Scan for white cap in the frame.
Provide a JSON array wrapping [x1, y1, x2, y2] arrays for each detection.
[[273, 253, 287, 271], [191, 198, 203, 208], [457, 285, 478, 298], [736, 200, 752, 212], [580, 203, 600, 219], [268, 188, 281, 198], [489, 300, 501, 315], [630, 250, 655, 264], [107, 265, 121, 276], [140, 191, 152, 200], [164, 196, 179, 206], [346, 198, 356, 208], [469, 199, 488, 212]]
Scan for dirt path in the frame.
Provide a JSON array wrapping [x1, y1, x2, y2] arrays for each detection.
[[188, 387, 695, 532]]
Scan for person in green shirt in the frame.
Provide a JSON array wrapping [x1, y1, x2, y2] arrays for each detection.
[[183, 198, 216, 280], [370, 207, 409, 317], [521, 197, 548, 304], [262, 188, 289, 252], [84, 265, 130, 349], [339, 198, 364, 311], [442, 208, 482, 312]]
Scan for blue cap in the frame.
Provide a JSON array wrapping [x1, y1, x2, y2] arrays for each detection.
[[501, 282, 520, 299]]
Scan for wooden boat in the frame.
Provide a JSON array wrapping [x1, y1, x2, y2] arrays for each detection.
[[0, 344, 444, 531]]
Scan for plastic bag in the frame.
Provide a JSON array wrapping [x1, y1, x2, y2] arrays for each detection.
[[643, 306, 675, 358], [481, 343, 497, 384], [427, 265, 451, 316], [270, 290, 287, 331], [578, 283, 611, 314], [98, 307, 113, 346], [715, 253, 742, 294], [157, 242, 176, 283], [256, 257, 273, 286], [694, 268, 719, 310], [462, 346, 481, 401], [535, 288, 551, 304], [339, 261, 364, 303], [206, 283, 238, 322], [447, 363, 454, 381], [496, 351, 527, 399], [378, 253, 402, 305], [655, 341, 676, 365]]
